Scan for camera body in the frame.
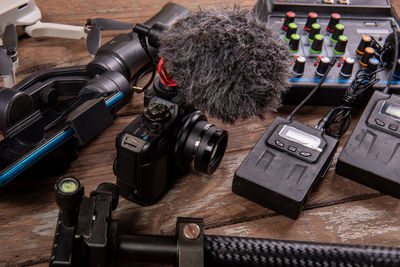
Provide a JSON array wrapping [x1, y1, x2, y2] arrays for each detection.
[[114, 82, 228, 205]]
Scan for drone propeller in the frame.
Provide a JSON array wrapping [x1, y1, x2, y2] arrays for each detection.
[[3, 24, 18, 52], [86, 18, 133, 56], [0, 24, 18, 76]]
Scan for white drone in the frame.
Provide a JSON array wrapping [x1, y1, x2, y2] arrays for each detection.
[[0, 0, 132, 87]]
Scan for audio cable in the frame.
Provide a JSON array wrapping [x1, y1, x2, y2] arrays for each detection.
[[316, 23, 399, 138]]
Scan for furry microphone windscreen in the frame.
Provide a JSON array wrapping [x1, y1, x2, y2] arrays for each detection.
[[159, 8, 290, 123]]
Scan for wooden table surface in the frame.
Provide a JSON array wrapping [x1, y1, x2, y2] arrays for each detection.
[[1, 0, 400, 266]]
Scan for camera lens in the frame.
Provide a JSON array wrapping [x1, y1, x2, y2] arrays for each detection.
[[176, 111, 228, 175]]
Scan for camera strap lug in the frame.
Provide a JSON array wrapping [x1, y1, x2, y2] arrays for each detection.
[[176, 217, 204, 267]]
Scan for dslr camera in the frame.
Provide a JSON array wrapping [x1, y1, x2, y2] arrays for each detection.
[[114, 78, 228, 205]]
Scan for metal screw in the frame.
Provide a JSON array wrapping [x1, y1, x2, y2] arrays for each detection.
[[183, 223, 201, 240]]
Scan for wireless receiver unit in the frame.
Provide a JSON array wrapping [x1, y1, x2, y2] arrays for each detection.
[[232, 59, 339, 219], [336, 88, 400, 198], [233, 116, 338, 219]]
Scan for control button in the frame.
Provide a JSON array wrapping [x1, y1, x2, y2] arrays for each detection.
[[322, 0, 334, 3], [315, 57, 331, 76], [150, 122, 161, 131], [300, 152, 312, 157], [327, 13, 341, 32], [310, 34, 324, 53], [357, 35, 372, 55], [292, 56, 306, 76], [389, 124, 398, 131], [360, 47, 375, 67], [305, 12, 318, 31], [367, 57, 380, 72], [140, 133, 148, 141], [337, 0, 350, 4], [308, 23, 321, 41], [289, 34, 300, 53], [283, 11, 295, 31], [339, 57, 355, 78], [288, 146, 297, 152], [331, 24, 344, 42], [334, 35, 348, 54], [275, 140, 284, 147], [285, 23, 298, 41], [144, 103, 171, 122], [375, 119, 385, 127]]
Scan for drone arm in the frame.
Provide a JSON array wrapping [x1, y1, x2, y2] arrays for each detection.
[[24, 20, 87, 39]]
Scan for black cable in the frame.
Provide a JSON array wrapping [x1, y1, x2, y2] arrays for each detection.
[[286, 58, 337, 121], [137, 34, 157, 93], [133, 66, 154, 87], [316, 67, 382, 138], [383, 22, 399, 94], [316, 23, 399, 138]]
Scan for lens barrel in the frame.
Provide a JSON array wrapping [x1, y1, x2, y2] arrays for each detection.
[[176, 111, 228, 175]]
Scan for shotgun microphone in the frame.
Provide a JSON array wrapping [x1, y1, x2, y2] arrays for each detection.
[[158, 8, 291, 123]]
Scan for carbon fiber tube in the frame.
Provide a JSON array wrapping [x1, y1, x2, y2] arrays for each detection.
[[114, 233, 400, 266], [204, 235, 400, 266]]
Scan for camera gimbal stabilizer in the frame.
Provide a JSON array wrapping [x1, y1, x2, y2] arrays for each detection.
[[51, 176, 400, 267], [0, 3, 189, 187]]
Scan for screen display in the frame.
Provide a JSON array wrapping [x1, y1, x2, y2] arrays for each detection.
[[279, 125, 322, 151], [380, 101, 400, 120]]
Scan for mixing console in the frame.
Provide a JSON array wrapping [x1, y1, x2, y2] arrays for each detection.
[[258, 0, 400, 105]]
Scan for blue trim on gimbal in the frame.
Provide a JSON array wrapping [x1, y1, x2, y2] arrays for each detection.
[[0, 92, 123, 186]]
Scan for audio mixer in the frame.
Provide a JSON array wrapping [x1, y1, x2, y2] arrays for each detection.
[[256, 0, 400, 105]]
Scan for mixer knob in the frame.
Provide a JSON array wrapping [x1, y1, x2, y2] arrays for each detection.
[[285, 23, 298, 41], [308, 23, 321, 41], [394, 59, 400, 79], [360, 47, 375, 67], [367, 57, 380, 72], [315, 57, 331, 76], [292, 56, 306, 76], [356, 35, 372, 55], [331, 24, 344, 42], [327, 13, 341, 32], [283, 11, 295, 31], [339, 57, 355, 78], [289, 34, 300, 53], [311, 34, 324, 54], [304, 12, 318, 31], [334, 35, 348, 54]]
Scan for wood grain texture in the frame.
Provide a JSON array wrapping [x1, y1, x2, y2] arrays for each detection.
[[1, 0, 400, 266]]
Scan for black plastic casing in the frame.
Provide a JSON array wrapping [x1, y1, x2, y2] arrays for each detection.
[[114, 97, 181, 205], [254, 0, 400, 106], [233, 117, 338, 219], [87, 3, 190, 80], [336, 91, 400, 198]]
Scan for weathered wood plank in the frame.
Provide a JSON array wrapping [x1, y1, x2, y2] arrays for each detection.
[[206, 195, 400, 247]]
